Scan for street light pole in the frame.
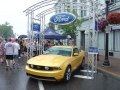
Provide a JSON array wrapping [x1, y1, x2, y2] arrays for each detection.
[[103, 0, 110, 66]]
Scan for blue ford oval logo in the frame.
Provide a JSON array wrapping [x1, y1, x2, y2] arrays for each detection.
[[50, 13, 76, 25]]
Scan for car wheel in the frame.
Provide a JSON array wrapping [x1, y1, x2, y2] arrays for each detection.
[[63, 66, 71, 81]]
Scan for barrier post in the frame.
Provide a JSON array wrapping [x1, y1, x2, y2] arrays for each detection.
[[87, 47, 98, 79]]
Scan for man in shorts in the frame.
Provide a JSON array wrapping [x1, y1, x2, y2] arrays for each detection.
[[4, 38, 15, 70], [12, 39, 20, 68], [12, 39, 20, 59]]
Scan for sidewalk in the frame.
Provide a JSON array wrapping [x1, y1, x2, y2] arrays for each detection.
[[97, 55, 120, 80]]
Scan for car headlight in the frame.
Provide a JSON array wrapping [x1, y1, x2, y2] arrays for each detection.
[[29, 64, 34, 68], [53, 67, 61, 70], [44, 66, 50, 70]]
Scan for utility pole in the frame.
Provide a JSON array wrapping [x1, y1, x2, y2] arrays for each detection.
[[103, 0, 110, 66]]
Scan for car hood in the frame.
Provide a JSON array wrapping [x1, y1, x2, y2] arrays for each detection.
[[27, 55, 70, 67]]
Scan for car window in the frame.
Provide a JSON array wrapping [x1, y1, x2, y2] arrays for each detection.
[[73, 48, 79, 53], [45, 47, 72, 57]]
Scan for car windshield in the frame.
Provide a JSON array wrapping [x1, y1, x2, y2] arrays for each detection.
[[45, 47, 72, 57]]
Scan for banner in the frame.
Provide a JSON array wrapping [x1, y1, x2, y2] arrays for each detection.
[[33, 23, 40, 32]]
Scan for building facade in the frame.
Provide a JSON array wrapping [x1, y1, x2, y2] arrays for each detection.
[[76, 0, 120, 58], [55, 0, 120, 58]]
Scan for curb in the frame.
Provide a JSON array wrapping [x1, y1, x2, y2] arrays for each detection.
[[97, 67, 120, 81]]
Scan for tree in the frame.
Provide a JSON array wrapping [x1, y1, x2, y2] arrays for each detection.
[[58, 10, 84, 45], [0, 22, 14, 39]]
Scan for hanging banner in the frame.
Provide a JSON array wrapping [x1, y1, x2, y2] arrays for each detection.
[[33, 23, 40, 32], [50, 12, 76, 25]]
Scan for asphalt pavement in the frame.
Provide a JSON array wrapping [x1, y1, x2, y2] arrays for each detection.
[[0, 56, 120, 90]]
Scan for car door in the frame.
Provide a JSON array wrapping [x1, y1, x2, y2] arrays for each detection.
[[70, 48, 80, 71]]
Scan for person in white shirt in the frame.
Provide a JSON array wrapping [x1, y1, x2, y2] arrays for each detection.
[[12, 39, 20, 59], [12, 39, 20, 69], [4, 38, 15, 70]]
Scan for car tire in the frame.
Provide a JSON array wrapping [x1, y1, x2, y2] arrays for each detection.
[[63, 66, 71, 82]]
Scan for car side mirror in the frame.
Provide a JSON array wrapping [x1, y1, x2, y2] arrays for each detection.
[[73, 53, 79, 56]]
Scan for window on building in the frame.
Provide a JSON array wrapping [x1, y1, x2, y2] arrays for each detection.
[[115, 30, 120, 51], [109, 0, 115, 5], [80, 0, 85, 3], [98, 32, 105, 50], [73, 5, 77, 10], [81, 10, 87, 17], [110, 0, 114, 3], [84, 10, 86, 16], [81, 10, 84, 17], [80, 6, 87, 17], [115, 0, 120, 3]]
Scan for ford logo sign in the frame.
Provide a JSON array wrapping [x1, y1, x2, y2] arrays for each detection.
[[50, 13, 76, 25]]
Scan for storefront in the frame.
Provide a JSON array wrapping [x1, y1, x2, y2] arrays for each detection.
[[76, 20, 120, 59]]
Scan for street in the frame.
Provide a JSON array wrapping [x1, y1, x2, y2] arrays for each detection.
[[0, 57, 120, 90]]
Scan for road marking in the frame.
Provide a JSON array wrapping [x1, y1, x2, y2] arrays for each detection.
[[74, 75, 94, 79], [80, 70, 97, 73], [38, 80, 44, 90]]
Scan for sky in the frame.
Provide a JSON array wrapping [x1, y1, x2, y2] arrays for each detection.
[[0, 0, 54, 36], [0, 0, 104, 37], [0, 0, 27, 36]]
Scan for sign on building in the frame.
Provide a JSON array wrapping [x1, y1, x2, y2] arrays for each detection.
[[112, 25, 120, 30], [50, 13, 76, 25]]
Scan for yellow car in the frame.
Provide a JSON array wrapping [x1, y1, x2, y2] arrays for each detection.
[[25, 46, 85, 81]]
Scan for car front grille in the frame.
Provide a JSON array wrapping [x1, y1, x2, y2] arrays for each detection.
[[29, 64, 53, 71]]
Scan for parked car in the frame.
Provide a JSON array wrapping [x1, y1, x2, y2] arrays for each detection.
[[25, 46, 85, 81]]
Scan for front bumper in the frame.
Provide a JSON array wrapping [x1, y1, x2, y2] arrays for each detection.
[[25, 65, 65, 81]]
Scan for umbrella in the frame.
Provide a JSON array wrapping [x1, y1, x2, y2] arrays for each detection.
[[18, 35, 27, 39]]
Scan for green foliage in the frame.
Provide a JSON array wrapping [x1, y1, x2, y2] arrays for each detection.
[[0, 22, 14, 39], [58, 10, 84, 39]]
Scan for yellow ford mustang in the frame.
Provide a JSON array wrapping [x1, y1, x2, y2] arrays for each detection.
[[25, 46, 85, 81]]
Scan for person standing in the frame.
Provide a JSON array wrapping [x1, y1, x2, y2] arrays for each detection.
[[12, 39, 20, 59], [0, 38, 4, 64], [4, 38, 15, 70], [22, 40, 27, 57], [11, 39, 21, 69]]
